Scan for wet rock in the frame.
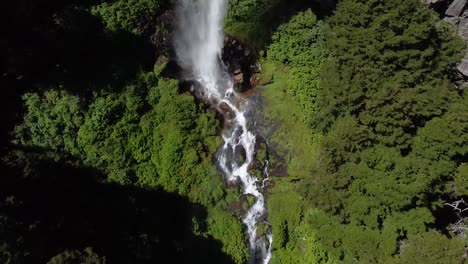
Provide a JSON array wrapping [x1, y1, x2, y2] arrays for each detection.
[[227, 177, 240, 188], [222, 35, 257, 92], [235, 127, 244, 139], [235, 145, 246, 166], [218, 102, 235, 120], [446, 0, 467, 17], [248, 165, 264, 181], [223, 145, 234, 172], [233, 72, 244, 93]]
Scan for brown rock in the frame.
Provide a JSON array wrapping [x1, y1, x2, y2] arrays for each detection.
[[218, 102, 235, 120], [234, 72, 244, 84]]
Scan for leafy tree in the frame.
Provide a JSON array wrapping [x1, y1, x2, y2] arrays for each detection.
[[393, 231, 465, 264], [92, 0, 163, 34], [14, 90, 84, 156], [267, 9, 327, 118], [454, 164, 468, 197], [11, 69, 247, 262], [207, 208, 249, 264], [263, 0, 467, 263], [316, 0, 464, 134]]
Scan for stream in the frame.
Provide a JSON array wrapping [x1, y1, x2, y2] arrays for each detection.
[[174, 0, 273, 263]]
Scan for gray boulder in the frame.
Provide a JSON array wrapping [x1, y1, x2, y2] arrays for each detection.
[[457, 56, 468, 77], [459, 11, 468, 40], [446, 0, 468, 17]]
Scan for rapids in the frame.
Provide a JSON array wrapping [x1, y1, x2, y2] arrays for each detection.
[[174, 0, 273, 263]]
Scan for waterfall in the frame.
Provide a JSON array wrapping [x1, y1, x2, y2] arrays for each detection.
[[174, 0, 273, 263]]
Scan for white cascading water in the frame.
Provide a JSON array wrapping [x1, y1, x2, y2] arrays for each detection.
[[174, 0, 272, 263]]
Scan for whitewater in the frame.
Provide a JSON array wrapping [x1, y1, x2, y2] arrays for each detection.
[[174, 0, 273, 263]]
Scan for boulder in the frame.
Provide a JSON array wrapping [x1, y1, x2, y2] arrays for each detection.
[[460, 11, 468, 40], [234, 71, 244, 85], [446, 0, 468, 17], [256, 222, 271, 238], [234, 145, 247, 166], [218, 102, 235, 120], [457, 56, 468, 76], [222, 35, 257, 92], [233, 72, 247, 93]]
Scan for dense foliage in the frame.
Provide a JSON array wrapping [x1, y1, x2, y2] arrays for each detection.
[[267, 9, 327, 118], [92, 0, 166, 34], [3, 0, 468, 263], [1, 1, 249, 263], [9, 69, 249, 263], [260, 0, 468, 263]]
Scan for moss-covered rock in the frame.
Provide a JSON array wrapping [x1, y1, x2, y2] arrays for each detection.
[[256, 222, 271, 238]]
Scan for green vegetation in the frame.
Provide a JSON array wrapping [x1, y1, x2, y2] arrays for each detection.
[[10, 67, 248, 263], [2, 0, 468, 263], [47, 248, 106, 264], [267, 9, 327, 120], [259, 0, 468, 263], [92, 0, 165, 34], [225, 0, 312, 49], [1, 1, 248, 263]]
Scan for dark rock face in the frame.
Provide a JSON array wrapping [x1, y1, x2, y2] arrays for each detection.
[[150, 11, 176, 60], [234, 145, 247, 166], [222, 36, 257, 93]]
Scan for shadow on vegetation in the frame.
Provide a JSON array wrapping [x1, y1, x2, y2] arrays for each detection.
[[0, 149, 234, 264], [2, 1, 154, 93], [229, 0, 328, 50], [0, 0, 156, 155]]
